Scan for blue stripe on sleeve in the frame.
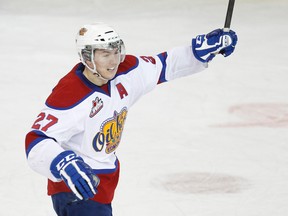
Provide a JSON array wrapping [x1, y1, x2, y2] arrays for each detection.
[[157, 52, 168, 84], [25, 130, 56, 158]]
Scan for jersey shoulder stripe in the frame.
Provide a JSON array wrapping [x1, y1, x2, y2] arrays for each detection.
[[45, 56, 138, 110], [114, 55, 139, 78], [45, 63, 95, 110]]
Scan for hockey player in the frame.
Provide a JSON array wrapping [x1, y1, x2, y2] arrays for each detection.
[[25, 22, 237, 216]]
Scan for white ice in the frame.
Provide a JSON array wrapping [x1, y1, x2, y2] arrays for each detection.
[[1, 0, 288, 215]]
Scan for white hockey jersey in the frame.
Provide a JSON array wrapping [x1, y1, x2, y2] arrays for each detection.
[[25, 46, 206, 203]]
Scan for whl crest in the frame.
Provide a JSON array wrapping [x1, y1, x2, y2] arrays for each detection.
[[90, 97, 103, 118]]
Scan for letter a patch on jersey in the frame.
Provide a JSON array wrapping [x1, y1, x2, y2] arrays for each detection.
[[116, 83, 128, 99]]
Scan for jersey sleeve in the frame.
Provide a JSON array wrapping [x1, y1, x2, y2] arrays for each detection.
[[128, 45, 207, 106], [163, 45, 207, 81], [25, 106, 83, 181]]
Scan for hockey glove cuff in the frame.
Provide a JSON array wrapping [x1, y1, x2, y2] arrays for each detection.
[[192, 28, 238, 63], [50, 150, 100, 200]]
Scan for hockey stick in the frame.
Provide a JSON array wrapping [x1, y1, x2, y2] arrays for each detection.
[[223, 0, 235, 32]]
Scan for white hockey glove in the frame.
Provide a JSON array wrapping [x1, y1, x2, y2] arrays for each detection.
[[192, 28, 238, 63], [50, 150, 100, 200]]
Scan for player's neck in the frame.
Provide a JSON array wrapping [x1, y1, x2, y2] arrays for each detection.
[[83, 68, 108, 86]]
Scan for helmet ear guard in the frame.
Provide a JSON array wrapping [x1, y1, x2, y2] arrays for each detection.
[[81, 48, 93, 62]]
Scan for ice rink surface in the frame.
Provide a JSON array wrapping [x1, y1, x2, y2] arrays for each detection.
[[1, 0, 288, 215]]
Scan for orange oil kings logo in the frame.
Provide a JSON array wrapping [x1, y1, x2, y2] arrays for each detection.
[[92, 108, 128, 154]]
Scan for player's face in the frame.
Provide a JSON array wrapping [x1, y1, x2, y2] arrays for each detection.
[[93, 48, 121, 80]]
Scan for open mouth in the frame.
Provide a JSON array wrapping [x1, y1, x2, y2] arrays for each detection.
[[107, 67, 116, 72]]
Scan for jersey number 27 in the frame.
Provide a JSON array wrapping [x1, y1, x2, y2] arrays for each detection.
[[31, 112, 58, 132]]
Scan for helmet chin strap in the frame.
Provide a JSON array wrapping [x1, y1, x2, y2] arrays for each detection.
[[92, 71, 109, 81], [85, 52, 109, 81], [84, 49, 121, 82], [83, 61, 109, 82]]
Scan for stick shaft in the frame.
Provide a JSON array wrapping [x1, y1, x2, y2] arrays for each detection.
[[224, 0, 235, 30]]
